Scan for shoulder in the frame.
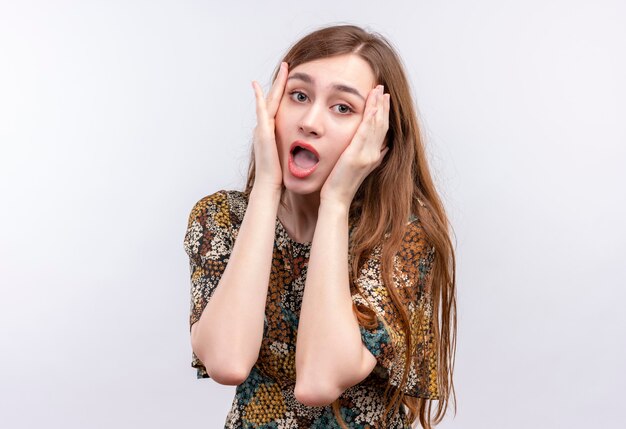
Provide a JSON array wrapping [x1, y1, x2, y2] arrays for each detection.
[[184, 190, 247, 259], [187, 190, 248, 229], [400, 216, 431, 254], [396, 216, 436, 290]]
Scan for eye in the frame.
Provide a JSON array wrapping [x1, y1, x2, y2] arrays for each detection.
[[332, 104, 354, 115], [289, 91, 308, 103]]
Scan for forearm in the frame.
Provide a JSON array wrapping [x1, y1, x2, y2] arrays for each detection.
[[295, 201, 366, 399], [191, 186, 281, 383]]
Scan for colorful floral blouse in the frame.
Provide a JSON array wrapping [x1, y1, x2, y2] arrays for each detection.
[[183, 190, 439, 428]]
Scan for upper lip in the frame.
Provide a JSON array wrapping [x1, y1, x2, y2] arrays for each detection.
[[289, 141, 320, 159]]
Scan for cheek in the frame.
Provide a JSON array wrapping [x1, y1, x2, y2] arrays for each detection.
[[321, 120, 362, 167], [335, 120, 362, 148], [327, 132, 356, 163], [275, 95, 292, 126]]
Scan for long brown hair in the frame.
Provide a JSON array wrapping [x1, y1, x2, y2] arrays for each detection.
[[244, 25, 456, 428]]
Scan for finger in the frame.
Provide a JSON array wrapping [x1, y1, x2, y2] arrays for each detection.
[[363, 89, 380, 132], [346, 86, 381, 152], [380, 92, 390, 131], [383, 93, 390, 117], [266, 62, 289, 117], [252, 80, 269, 123], [362, 86, 379, 119], [365, 87, 383, 137], [375, 86, 386, 124], [357, 104, 378, 140], [354, 88, 380, 141], [372, 89, 390, 148]]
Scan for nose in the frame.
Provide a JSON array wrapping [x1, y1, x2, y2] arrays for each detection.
[[298, 103, 324, 137]]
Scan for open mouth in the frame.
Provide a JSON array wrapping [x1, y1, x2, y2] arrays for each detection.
[[289, 141, 319, 178], [291, 146, 319, 169]]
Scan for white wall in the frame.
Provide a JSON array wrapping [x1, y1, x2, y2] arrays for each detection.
[[1, 1, 624, 428]]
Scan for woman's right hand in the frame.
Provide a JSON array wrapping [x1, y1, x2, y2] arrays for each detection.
[[251, 62, 289, 192]]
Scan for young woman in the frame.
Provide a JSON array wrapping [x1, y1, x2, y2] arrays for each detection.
[[184, 25, 456, 428]]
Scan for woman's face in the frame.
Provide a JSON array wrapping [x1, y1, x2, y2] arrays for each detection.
[[275, 53, 377, 196]]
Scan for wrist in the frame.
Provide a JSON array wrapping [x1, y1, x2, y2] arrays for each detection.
[[319, 190, 354, 211], [318, 198, 350, 218], [250, 184, 282, 204]]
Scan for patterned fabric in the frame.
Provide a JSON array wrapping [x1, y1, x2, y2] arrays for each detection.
[[183, 190, 439, 428]]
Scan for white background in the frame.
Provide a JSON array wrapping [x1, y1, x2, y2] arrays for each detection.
[[1, 1, 625, 428]]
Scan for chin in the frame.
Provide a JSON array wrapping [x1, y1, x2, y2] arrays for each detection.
[[282, 175, 322, 196]]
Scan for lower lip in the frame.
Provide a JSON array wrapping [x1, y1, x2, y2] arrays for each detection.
[[288, 153, 318, 178]]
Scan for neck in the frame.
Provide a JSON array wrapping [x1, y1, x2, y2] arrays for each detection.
[[277, 189, 320, 244]]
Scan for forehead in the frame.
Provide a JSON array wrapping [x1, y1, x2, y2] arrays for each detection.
[[288, 54, 376, 92]]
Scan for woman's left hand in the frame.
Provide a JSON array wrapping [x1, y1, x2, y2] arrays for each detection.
[[320, 85, 391, 207]]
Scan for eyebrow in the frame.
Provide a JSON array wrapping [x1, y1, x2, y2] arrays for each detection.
[[287, 72, 366, 101]]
